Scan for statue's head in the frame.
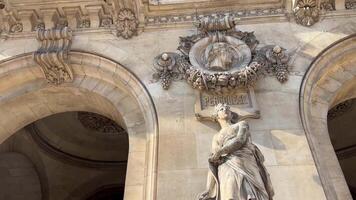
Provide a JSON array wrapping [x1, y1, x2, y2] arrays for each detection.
[[214, 103, 239, 123], [214, 103, 232, 121]]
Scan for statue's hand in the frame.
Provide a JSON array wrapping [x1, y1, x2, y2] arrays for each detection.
[[208, 152, 225, 165], [198, 190, 209, 200]]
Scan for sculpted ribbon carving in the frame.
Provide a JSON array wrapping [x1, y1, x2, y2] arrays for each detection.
[[33, 27, 73, 85], [153, 15, 290, 93], [198, 104, 274, 200]]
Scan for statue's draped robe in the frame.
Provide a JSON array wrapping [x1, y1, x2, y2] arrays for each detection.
[[207, 121, 274, 200]]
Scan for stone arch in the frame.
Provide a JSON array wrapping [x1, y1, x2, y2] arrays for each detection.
[[300, 34, 356, 200], [0, 51, 158, 200]]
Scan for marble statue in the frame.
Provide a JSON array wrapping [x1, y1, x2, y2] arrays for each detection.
[[198, 104, 274, 200]]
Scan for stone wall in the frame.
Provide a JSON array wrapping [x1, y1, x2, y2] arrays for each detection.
[[0, 16, 355, 200]]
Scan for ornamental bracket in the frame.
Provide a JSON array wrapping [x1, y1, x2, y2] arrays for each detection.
[[33, 27, 73, 85]]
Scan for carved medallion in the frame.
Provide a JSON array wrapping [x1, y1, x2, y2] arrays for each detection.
[[78, 112, 126, 134], [153, 15, 291, 93]]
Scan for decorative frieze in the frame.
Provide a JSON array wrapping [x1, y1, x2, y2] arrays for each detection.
[[145, 8, 285, 26], [33, 27, 74, 85], [293, 0, 320, 27], [153, 15, 291, 93], [0, 0, 139, 39]]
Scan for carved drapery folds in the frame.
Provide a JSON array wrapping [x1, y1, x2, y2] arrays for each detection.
[[153, 15, 290, 93], [294, 0, 320, 27], [116, 8, 138, 39], [33, 27, 73, 85]]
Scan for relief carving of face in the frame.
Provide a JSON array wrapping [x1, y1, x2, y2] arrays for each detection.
[[206, 42, 234, 71]]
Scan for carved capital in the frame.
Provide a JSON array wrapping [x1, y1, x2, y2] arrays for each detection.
[[116, 8, 138, 39], [293, 0, 320, 27], [33, 27, 74, 85]]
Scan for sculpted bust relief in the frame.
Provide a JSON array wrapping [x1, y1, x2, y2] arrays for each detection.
[[199, 104, 274, 200], [206, 42, 235, 71]]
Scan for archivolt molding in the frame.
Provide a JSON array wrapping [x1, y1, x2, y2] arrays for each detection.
[[0, 51, 158, 200], [300, 34, 356, 200]]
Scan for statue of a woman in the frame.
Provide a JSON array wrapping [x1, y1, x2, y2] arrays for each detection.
[[198, 104, 274, 200]]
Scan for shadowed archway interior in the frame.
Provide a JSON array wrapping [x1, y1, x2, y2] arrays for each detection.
[[0, 111, 129, 200], [327, 98, 356, 199]]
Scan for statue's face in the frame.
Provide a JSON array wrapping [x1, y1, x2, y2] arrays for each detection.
[[217, 105, 232, 121]]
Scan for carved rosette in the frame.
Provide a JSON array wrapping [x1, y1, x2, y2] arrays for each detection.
[[33, 27, 73, 85], [153, 15, 290, 93], [116, 9, 138, 39], [294, 0, 320, 27]]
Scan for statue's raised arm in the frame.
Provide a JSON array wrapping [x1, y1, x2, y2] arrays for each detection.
[[199, 104, 274, 200]]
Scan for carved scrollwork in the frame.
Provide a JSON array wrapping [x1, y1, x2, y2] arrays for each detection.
[[33, 27, 73, 85], [294, 0, 320, 27], [153, 15, 290, 93], [116, 8, 138, 39]]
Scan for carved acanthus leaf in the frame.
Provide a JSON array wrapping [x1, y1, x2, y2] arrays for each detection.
[[33, 27, 73, 85], [294, 0, 320, 27]]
